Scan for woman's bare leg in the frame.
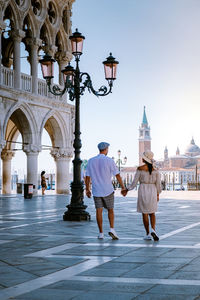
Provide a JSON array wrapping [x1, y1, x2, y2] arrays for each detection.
[[142, 213, 149, 235], [149, 213, 156, 230]]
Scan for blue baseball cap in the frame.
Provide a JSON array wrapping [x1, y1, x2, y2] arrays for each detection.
[[98, 142, 110, 150]]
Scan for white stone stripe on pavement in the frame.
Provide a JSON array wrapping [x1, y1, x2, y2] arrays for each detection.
[[159, 221, 200, 240], [72, 275, 200, 286], [0, 219, 58, 231], [0, 257, 113, 300]]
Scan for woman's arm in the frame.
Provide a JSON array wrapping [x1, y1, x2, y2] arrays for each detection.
[[156, 172, 162, 195], [127, 170, 140, 191]]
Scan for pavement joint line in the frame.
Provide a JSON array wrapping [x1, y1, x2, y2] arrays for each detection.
[[83, 243, 200, 249], [0, 257, 114, 300], [159, 221, 200, 240], [71, 275, 200, 286], [0, 240, 13, 244], [0, 219, 58, 231], [0, 208, 64, 217], [0, 233, 142, 240], [0, 214, 58, 220]]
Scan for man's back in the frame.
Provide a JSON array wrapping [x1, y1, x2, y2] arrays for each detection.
[[86, 154, 119, 197]]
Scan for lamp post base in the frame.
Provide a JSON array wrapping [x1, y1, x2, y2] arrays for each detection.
[[63, 182, 91, 221], [63, 206, 90, 221]]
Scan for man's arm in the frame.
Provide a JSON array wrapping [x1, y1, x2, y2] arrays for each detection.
[[116, 174, 127, 195], [85, 176, 92, 198]]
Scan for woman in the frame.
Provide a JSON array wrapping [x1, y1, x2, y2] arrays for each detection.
[[41, 171, 47, 195], [126, 150, 162, 241]]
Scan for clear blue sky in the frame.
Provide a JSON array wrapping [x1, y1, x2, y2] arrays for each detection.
[[12, 0, 200, 174], [71, 0, 200, 166]]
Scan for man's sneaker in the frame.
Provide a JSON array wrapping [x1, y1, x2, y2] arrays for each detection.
[[98, 233, 104, 239], [144, 234, 152, 240], [108, 228, 119, 240], [151, 229, 159, 241]]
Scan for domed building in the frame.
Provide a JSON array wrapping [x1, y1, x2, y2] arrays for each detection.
[[158, 138, 200, 169], [185, 138, 200, 157]]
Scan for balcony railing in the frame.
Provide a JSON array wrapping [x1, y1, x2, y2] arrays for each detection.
[[38, 79, 48, 97], [2, 67, 14, 87], [21, 73, 32, 92], [1, 66, 66, 101]]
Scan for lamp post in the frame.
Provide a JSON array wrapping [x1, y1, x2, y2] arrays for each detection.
[[112, 150, 127, 172], [112, 150, 127, 188], [39, 29, 119, 221]]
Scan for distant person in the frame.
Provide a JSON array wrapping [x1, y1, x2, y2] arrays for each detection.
[[123, 150, 162, 241], [85, 142, 126, 240], [41, 171, 47, 195]]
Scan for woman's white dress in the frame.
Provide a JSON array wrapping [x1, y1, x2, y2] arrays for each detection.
[[128, 169, 162, 213]]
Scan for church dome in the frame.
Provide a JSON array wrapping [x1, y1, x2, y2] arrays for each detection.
[[185, 138, 200, 157]]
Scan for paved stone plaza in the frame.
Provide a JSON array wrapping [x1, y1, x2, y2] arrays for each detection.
[[1, 191, 200, 299]]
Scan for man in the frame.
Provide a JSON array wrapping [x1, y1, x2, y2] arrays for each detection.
[[85, 142, 126, 240]]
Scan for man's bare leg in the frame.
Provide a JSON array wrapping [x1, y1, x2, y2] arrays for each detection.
[[96, 208, 103, 233], [108, 208, 114, 228]]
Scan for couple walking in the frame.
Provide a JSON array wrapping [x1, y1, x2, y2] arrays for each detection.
[[85, 142, 162, 241]]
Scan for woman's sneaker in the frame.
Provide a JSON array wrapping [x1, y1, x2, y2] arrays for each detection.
[[144, 234, 152, 240], [151, 229, 159, 241]]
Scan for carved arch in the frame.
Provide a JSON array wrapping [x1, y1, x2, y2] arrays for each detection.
[[3, 103, 39, 147], [40, 22, 53, 48], [3, 2, 21, 29], [40, 109, 70, 149]]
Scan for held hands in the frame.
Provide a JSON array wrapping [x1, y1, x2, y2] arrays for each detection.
[[86, 189, 91, 198], [121, 188, 128, 197]]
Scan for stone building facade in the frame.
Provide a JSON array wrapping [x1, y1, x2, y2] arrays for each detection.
[[0, 0, 76, 194]]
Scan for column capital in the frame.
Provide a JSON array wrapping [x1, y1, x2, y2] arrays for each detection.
[[1, 150, 15, 161], [43, 45, 58, 57], [55, 51, 73, 64], [51, 148, 73, 160], [26, 37, 42, 50], [23, 144, 41, 155], [12, 29, 26, 42]]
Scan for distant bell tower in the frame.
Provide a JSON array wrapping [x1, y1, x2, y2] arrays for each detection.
[[164, 146, 168, 160], [139, 106, 151, 165], [176, 147, 180, 156]]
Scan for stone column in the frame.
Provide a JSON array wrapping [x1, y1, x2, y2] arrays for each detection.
[[12, 30, 25, 89], [58, 60, 66, 86], [0, 141, 6, 193], [1, 150, 15, 194], [23, 145, 41, 195], [51, 148, 73, 194], [55, 51, 72, 86], [27, 38, 42, 94], [0, 22, 6, 85]]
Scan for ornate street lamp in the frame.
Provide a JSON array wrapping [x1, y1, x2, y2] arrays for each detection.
[[112, 150, 127, 188], [112, 150, 127, 172], [39, 28, 119, 221]]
